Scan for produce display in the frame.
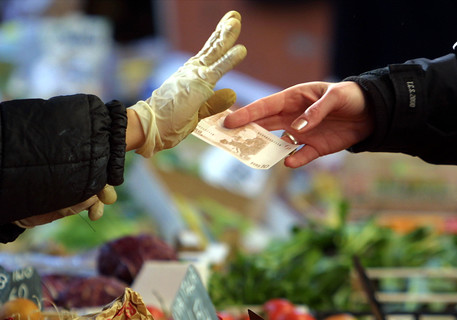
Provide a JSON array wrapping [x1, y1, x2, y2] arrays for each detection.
[[208, 202, 457, 312], [262, 298, 315, 320], [3, 169, 457, 318], [77, 288, 155, 319], [0, 298, 42, 320], [33, 234, 178, 310], [97, 234, 178, 285], [41, 275, 127, 309], [214, 298, 358, 320]]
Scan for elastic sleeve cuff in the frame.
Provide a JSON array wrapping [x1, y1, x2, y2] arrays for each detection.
[[105, 100, 127, 186], [343, 67, 394, 153], [344, 61, 429, 155]]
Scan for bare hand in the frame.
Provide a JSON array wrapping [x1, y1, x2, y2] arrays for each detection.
[[224, 81, 374, 168]]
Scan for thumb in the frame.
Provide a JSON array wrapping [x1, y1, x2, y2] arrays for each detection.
[[199, 88, 237, 120]]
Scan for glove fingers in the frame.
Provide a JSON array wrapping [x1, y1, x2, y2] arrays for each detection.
[[193, 11, 242, 66], [194, 11, 241, 58], [199, 88, 237, 119], [204, 44, 247, 84], [88, 201, 104, 221], [97, 184, 117, 205], [69, 195, 99, 214], [219, 10, 241, 24]]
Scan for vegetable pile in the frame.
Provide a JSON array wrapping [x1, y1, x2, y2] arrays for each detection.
[[208, 200, 457, 312]]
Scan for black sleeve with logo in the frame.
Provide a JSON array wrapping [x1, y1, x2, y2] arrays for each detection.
[[345, 53, 457, 165]]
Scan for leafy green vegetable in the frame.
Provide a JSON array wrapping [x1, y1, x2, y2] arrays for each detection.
[[208, 199, 457, 312]]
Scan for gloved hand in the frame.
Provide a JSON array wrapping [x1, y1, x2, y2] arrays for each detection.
[[130, 10, 247, 157], [13, 185, 117, 228]]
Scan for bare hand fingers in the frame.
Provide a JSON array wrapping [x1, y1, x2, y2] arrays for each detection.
[[284, 145, 320, 168], [291, 82, 360, 133], [224, 92, 290, 128]]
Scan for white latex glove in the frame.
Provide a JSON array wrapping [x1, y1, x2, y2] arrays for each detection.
[[13, 185, 117, 228], [131, 10, 247, 157]]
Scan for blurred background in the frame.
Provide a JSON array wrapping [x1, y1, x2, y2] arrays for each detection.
[[2, 0, 457, 315]]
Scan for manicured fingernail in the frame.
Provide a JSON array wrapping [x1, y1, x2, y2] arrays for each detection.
[[291, 118, 308, 131]]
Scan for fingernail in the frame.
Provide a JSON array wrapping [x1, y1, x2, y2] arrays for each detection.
[[291, 118, 308, 131]]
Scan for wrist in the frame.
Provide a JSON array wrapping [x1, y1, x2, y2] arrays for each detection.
[[126, 109, 146, 151]]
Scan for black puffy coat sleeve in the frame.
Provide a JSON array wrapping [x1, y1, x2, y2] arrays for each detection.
[[346, 53, 457, 165], [0, 94, 127, 243]]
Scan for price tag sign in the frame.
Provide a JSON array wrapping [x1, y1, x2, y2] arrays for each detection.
[[0, 265, 42, 304], [0, 266, 12, 303], [171, 265, 219, 320]]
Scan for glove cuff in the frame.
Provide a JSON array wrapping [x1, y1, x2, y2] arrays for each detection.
[[13, 220, 34, 229], [129, 100, 163, 158], [105, 100, 128, 186]]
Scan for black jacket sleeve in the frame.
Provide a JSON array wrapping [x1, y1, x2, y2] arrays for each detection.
[[346, 53, 457, 165], [0, 94, 127, 243]]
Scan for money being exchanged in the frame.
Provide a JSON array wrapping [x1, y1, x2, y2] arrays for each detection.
[[192, 110, 300, 169]]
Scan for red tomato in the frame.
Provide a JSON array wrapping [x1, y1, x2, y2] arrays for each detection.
[[263, 299, 295, 320], [146, 306, 166, 320], [324, 314, 357, 320], [278, 309, 316, 320], [217, 311, 236, 320], [238, 313, 250, 320]]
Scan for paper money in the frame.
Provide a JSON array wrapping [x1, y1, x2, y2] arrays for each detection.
[[192, 110, 299, 169]]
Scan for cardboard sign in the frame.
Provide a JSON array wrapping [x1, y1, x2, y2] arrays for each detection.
[[0, 265, 42, 304], [131, 261, 209, 310], [171, 265, 219, 320]]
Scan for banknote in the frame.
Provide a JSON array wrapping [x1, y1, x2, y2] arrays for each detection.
[[192, 110, 300, 169]]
